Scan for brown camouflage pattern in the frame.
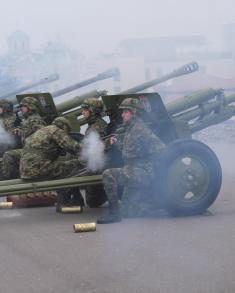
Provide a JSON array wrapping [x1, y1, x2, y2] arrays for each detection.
[[20, 124, 83, 180], [2, 148, 23, 179], [20, 113, 46, 145], [2, 112, 46, 179]]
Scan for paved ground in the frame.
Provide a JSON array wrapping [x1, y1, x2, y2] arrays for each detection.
[[0, 142, 235, 293]]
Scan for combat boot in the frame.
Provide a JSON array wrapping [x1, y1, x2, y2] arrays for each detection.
[[97, 202, 122, 224]]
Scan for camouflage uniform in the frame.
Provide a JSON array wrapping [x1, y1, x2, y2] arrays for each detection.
[[104, 117, 164, 214], [98, 98, 165, 223], [20, 117, 83, 180], [2, 97, 46, 179]]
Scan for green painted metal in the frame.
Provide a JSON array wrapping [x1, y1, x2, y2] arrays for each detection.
[[120, 62, 198, 94], [167, 155, 210, 203], [57, 90, 107, 114], [166, 88, 222, 116], [52, 68, 119, 98], [0, 175, 102, 196]]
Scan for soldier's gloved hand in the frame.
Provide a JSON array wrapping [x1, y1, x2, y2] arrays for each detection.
[[110, 136, 117, 145], [13, 128, 21, 136]]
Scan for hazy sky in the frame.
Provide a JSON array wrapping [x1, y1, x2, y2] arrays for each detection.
[[0, 0, 235, 56]]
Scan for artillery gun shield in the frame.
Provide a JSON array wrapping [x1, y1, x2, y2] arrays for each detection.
[[16, 93, 58, 124], [157, 139, 222, 216]]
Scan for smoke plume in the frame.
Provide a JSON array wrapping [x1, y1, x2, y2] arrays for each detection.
[[0, 122, 15, 149], [81, 131, 106, 172]]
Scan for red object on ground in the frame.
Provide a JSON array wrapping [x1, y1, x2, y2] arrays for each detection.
[[6, 191, 57, 208]]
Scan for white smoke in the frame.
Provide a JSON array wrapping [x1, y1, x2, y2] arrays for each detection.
[[0, 122, 15, 146], [81, 131, 106, 172]]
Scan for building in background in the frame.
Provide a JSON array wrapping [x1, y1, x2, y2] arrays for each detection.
[[1, 26, 235, 100]]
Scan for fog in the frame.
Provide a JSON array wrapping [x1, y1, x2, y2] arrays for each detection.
[[0, 0, 234, 57]]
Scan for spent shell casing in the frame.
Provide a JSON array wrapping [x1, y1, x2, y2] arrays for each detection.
[[73, 222, 96, 233], [60, 206, 82, 213], [0, 202, 13, 209]]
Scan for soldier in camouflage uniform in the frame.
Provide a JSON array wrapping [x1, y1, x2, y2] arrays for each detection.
[[20, 116, 83, 180], [53, 98, 108, 209], [2, 96, 46, 179], [97, 98, 165, 224], [81, 98, 108, 207], [81, 98, 107, 138], [20, 116, 85, 210]]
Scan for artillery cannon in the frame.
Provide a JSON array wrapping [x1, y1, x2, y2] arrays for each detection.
[[15, 62, 198, 131], [3, 62, 226, 217], [1, 85, 234, 216], [10, 68, 119, 132]]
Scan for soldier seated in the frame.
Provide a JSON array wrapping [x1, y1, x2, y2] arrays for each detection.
[[97, 98, 165, 224], [2, 96, 46, 179]]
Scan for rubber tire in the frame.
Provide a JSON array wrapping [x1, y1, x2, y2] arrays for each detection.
[[158, 139, 222, 216]]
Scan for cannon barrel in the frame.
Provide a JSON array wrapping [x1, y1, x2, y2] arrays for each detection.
[[120, 61, 198, 94], [56, 90, 107, 114], [57, 61, 199, 123], [52, 67, 119, 98], [1, 74, 59, 101]]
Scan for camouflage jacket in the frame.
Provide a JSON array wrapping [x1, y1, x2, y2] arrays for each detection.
[[85, 116, 108, 138], [23, 124, 80, 160], [0, 112, 16, 133], [115, 117, 165, 165], [20, 113, 46, 145]]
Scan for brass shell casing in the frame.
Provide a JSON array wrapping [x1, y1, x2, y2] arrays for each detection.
[[60, 206, 82, 213], [73, 222, 96, 233], [0, 202, 13, 209]]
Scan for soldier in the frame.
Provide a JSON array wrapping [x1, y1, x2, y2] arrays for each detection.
[[80, 98, 108, 207], [97, 98, 165, 224], [81, 98, 108, 138], [20, 116, 83, 180], [2, 96, 46, 179], [52, 98, 108, 209]]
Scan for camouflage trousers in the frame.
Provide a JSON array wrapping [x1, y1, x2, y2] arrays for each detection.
[[20, 152, 85, 180], [102, 164, 154, 217], [2, 148, 23, 179]]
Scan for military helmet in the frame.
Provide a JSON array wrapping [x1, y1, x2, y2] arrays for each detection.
[[20, 96, 41, 112], [119, 98, 143, 112], [52, 116, 72, 131], [81, 98, 104, 114], [0, 99, 13, 112]]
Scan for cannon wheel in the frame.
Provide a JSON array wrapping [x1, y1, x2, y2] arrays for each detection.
[[158, 139, 222, 216]]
